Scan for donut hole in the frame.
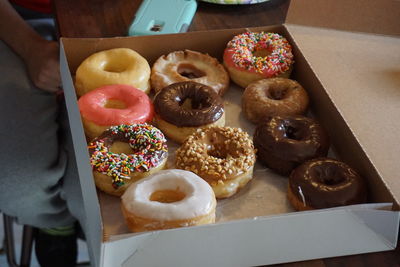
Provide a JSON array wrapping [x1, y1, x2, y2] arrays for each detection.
[[104, 99, 127, 109], [109, 141, 134, 155], [102, 60, 129, 73], [283, 125, 305, 141], [267, 86, 288, 100], [150, 190, 186, 203], [252, 49, 272, 58], [178, 63, 206, 79], [314, 165, 347, 185], [207, 145, 228, 159]]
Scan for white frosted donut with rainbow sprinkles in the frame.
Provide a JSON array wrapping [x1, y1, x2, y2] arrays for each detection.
[[223, 32, 294, 88]]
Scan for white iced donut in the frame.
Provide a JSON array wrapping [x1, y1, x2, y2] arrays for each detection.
[[121, 169, 216, 232]]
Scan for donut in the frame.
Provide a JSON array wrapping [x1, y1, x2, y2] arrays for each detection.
[[175, 126, 256, 198], [75, 48, 151, 96], [121, 169, 216, 232], [223, 32, 294, 88], [78, 84, 154, 140], [288, 158, 367, 211], [88, 124, 168, 196], [153, 81, 225, 144], [253, 115, 330, 176], [242, 78, 309, 124], [151, 49, 230, 95]]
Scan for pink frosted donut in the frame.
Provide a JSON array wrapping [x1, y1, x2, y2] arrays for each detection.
[[78, 84, 154, 139]]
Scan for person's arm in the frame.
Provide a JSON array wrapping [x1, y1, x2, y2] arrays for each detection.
[[0, 0, 60, 92]]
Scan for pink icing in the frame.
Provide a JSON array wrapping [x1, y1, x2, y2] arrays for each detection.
[[78, 84, 154, 126]]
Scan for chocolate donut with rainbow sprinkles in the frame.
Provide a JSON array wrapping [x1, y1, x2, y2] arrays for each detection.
[[223, 31, 294, 88], [88, 124, 168, 196]]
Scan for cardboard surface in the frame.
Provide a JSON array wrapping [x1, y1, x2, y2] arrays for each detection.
[[287, 24, 400, 206], [60, 22, 400, 266], [286, 0, 400, 36]]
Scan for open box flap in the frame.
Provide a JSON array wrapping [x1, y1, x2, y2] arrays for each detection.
[[286, 24, 400, 207], [100, 204, 399, 267], [286, 0, 400, 36]]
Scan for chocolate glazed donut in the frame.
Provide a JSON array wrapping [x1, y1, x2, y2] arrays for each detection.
[[253, 114, 330, 175], [154, 81, 224, 127], [288, 158, 367, 210]]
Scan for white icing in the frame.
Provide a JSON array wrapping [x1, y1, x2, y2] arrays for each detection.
[[121, 169, 215, 221]]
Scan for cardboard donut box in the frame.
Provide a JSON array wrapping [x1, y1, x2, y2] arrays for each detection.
[[59, 1, 400, 266]]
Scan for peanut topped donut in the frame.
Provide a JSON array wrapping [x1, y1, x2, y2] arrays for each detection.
[[78, 84, 154, 140], [242, 78, 309, 124], [88, 124, 168, 196], [154, 81, 225, 143], [254, 115, 329, 176], [224, 32, 294, 88], [175, 126, 256, 198], [75, 48, 151, 96], [288, 158, 367, 211], [151, 49, 230, 95]]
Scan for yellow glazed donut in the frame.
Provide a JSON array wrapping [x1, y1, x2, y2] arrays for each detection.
[[75, 48, 151, 96], [175, 126, 256, 198], [121, 169, 216, 232]]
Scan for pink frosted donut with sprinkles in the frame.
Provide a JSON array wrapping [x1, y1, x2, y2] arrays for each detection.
[[223, 31, 294, 88], [88, 124, 168, 196]]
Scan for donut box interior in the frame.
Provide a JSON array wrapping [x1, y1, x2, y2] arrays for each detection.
[[59, 1, 400, 266]]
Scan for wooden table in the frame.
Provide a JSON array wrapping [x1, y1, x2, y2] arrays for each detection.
[[52, 0, 400, 266]]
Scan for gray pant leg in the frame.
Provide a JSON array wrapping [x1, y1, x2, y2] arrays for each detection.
[[0, 40, 76, 228]]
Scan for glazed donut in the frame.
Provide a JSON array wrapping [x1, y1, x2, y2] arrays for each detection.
[[175, 126, 256, 198], [253, 115, 329, 176], [223, 32, 294, 88], [78, 84, 154, 140], [151, 49, 230, 95], [242, 78, 309, 124], [154, 81, 225, 144], [75, 48, 151, 96], [121, 169, 216, 232], [88, 124, 168, 196], [288, 158, 367, 211]]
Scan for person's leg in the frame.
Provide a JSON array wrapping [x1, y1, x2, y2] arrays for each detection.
[[0, 39, 80, 266]]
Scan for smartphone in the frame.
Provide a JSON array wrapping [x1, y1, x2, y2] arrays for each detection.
[[128, 0, 197, 36]]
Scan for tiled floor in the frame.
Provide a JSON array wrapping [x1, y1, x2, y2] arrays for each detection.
[[0, 218, 90, 267]]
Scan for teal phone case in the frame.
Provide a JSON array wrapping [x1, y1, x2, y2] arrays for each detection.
[[128, 0, 197, 36]]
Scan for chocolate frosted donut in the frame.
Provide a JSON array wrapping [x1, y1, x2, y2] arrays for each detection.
[[154, 81, 225, 143], [253, 115, 329, 175], [88, 124, 168, 196], [288, 158, 367, 210]]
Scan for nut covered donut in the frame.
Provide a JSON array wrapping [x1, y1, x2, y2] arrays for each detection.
[[223, 32, 294, 88], [121, 169, 216, 232], [154, 81, 225, 143], [88, 124, 168, 196], [75, 48, 151, 96], [78, 84, 154, 140], [151, 50, 230, 95], [242, 78, 309, 124], [254, 115, 329, 176], [288, 158, 367, 211], [175, 126, 256, 198]]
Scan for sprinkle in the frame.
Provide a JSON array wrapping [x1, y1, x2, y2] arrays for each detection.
[[88, 124, 168, 188], [226, 32, 294, 76]]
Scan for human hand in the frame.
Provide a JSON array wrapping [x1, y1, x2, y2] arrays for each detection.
[[25, 40, 61, 93]]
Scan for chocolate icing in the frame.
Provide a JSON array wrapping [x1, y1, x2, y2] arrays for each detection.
[[154, 81, 224, 127], [253, 115, 330, 175], [289, 158, 367, 208]]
